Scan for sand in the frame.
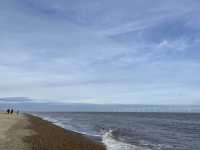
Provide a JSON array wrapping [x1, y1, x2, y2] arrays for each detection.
[[0, 113, 33, 150], [0, 112, 106, 150], [25, 114, 106, 150]]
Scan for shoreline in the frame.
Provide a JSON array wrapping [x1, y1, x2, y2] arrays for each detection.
[[32, 113, 103, 142], [25, 114, 106, 150]]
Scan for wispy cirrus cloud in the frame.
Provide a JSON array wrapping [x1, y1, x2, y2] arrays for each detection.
[[0, 0, 200, 104], [0, 97, 33, 103]]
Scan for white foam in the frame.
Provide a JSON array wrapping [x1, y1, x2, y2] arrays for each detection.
[[32, 113, 149, 150], [102, 130, 150, 150]]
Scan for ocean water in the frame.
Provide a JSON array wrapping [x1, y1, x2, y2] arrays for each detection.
[[33, 112, 200, 150]]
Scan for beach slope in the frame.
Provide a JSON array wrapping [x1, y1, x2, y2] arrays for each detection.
[[25, 114, 106, 150], [0, 112, 106, 150]]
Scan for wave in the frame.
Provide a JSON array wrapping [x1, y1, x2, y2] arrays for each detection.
[[32, 113, 150, 150], [102, 130, 150, 150]]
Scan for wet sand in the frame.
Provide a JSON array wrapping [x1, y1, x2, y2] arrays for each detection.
[[25, 114, 106, 150]]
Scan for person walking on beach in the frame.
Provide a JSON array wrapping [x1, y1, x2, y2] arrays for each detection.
[[6, 109, 10, 114], [10, 109, 13, 114]]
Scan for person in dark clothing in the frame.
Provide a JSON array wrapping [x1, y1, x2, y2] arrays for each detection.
[[10, 109, 13, 114], [7, 109, 10, 114]]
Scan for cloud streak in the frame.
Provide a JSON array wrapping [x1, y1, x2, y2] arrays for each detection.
[[0, 0, 200, 104], [0, 97, 33, 103]]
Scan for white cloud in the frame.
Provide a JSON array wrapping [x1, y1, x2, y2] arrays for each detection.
[[0, 0, 200, 104]]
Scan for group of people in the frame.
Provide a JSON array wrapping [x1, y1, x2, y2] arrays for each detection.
[[6, 109, 19, 115], [7, 109, 14, 114]]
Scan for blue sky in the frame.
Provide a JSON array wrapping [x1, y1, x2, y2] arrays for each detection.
[[0, 0, 200, 104]]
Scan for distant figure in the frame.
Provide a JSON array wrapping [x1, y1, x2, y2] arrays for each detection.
[[7, 109, 10, 114], [10, 109, 14, 114], [16, 110, 20, 115]]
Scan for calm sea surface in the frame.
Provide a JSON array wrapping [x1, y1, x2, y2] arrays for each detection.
[[33, 112, 200, 150]]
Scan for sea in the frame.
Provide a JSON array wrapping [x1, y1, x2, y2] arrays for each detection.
[[33, 112, 200, 150]]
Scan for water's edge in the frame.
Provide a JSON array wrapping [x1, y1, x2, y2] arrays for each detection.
[[30, 113, 142, 150], [30, 112, 200, 150]]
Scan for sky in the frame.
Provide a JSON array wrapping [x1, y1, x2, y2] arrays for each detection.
[[0, 0, 200, 105]]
